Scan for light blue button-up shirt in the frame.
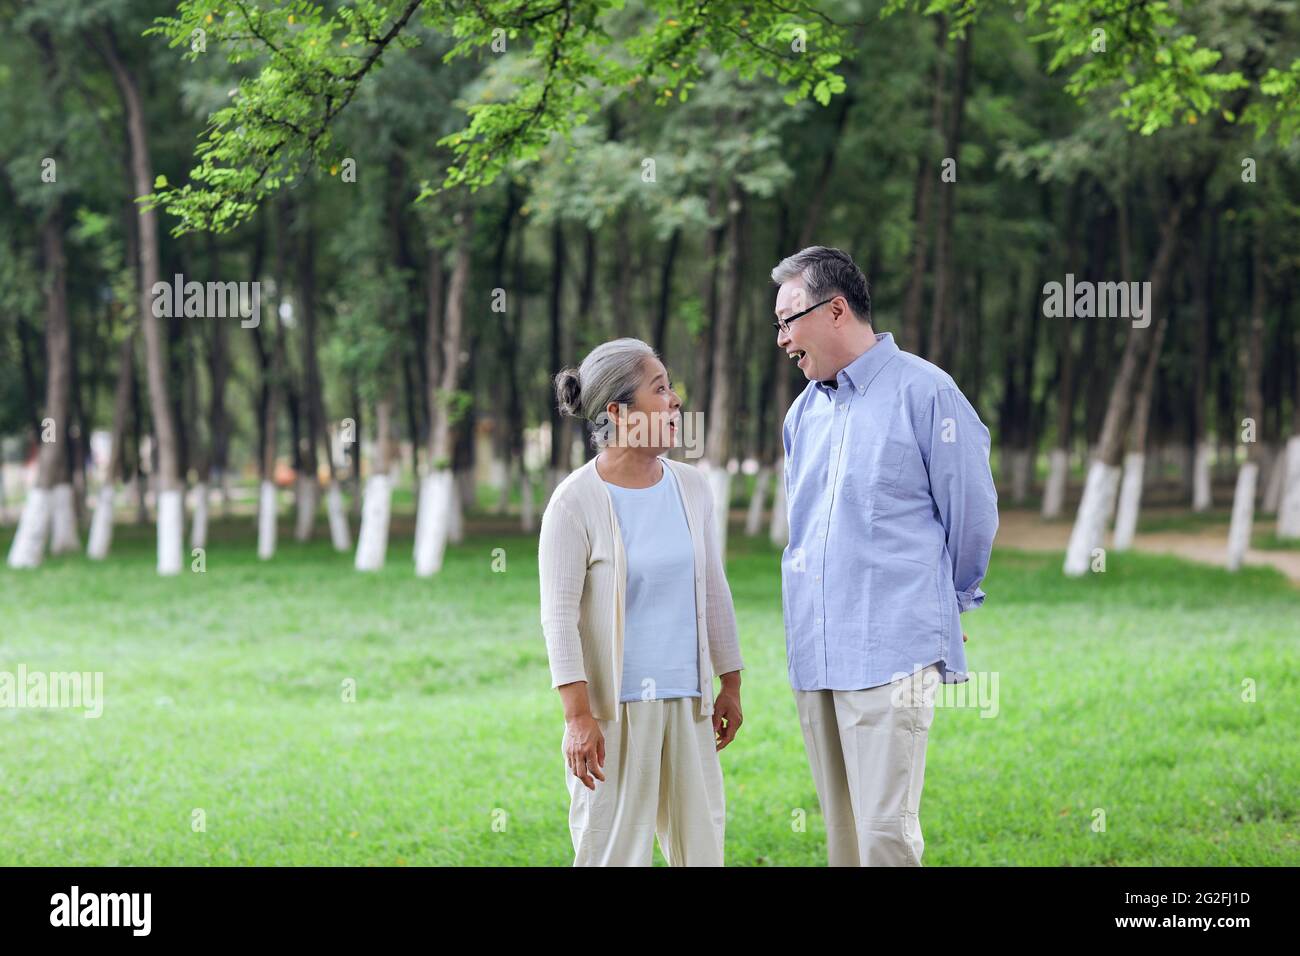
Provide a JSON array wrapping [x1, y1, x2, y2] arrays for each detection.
[[781, 331, 998, 691]]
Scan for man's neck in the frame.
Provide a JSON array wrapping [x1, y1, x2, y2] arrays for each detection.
[[822, 329, 879, 387]]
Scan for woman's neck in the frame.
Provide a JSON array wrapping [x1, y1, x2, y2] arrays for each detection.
[[596, 446, 664, 488]]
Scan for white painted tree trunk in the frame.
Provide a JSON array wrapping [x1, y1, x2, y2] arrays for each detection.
[[257, 480, 278, 561], [414, 470, 455, 577], [326, 481, 351, 551], [491, 458, 509, 515], [705, 464, 731, 556], [520, 470, 536, 532], [1063, 460, 1121, 576], [49, 483, 80, 554], [1171, 444, 1193, 499], [1192, 441, 1213, 512], [86, 484, 116, 560], [354, 474, 392, 571], [1041, 448, 1069, 519], [1225, 463, 1259, 572], [294, 476, 319, 542], [1276, 436, 1300, 540], [157, 488, 183, 576], [1009, 448, 1033, 504], [190, 482, 209, 551], [769, 463, 789, 547], [448, 469, 469, 544], [744, 468, 771, 537], [1261, 444, 1284, 513], [458, 467, 476, 512], [7, 487, 51, 568], [1111, 452, 1146, 552]]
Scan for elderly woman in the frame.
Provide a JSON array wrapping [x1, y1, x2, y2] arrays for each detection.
[[539, 337, 744, 867]]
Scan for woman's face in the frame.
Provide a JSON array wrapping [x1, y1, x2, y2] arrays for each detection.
[[605, 357, 682, 452]]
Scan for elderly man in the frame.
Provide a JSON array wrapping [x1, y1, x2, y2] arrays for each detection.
[[772, 246, 998, 866]]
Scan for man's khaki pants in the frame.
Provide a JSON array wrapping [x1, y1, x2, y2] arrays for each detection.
[[794, 663, 939, 866], [565, 696, 725, 867]]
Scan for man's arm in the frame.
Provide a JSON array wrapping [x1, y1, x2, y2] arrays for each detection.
[[919, 387, 999, 612]]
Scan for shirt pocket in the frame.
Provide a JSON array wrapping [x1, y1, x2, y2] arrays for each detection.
[[878, 437, 910, 493], [843, 437, 908, 507]]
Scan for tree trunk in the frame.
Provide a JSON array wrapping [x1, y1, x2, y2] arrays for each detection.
[[652, 227, 681, 354], [1227, 235, 1267, 570], [88, 328, 136, 559], [540, 220, 570, 509], [100, 27, 181, 574], [1113, 314, 1168, 550], [704, 183, 745, 554], [696, 181, 723, 420], [1042, 191, 1080, 520], [9, 210, 74, 568], [205, 234, 232, 515], [926, 25, 972, 370], [355, 395, 394, 571], [256, 215, 287, 562], [900, 16, 947, 354], [414, 208, 474, 577], [186, 305, 211, 552], [505, 214, 534, 531], [1064, 193, 1188, 575]]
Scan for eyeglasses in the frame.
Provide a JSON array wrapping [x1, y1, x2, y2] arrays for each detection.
[[772, 297, 834, 334]]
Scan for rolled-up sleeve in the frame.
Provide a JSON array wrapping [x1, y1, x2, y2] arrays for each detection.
[[538, 499, 590, 687], [921, 387, 999, 613], [700, 479, 744, 677]]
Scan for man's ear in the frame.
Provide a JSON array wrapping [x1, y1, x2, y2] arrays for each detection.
[[831, 295, 849, 326]]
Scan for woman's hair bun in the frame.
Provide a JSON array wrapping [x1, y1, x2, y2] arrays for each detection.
[[554, 368, 582, 418]]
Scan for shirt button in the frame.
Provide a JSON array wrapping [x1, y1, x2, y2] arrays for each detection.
[[815, 618, 823, 625], [858, 387, 865, 395]]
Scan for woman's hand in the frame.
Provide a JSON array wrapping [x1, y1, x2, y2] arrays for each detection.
[[713, 673, 743, 751], [564, 713, 606, 791]]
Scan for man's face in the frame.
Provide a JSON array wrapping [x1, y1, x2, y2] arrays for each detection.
[[774, 280, 833, 382]]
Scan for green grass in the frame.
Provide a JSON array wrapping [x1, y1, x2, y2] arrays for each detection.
[[1, 514, 1297, 866]]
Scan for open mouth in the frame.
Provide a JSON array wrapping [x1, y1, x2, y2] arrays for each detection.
[[789, 349, 807, 365]]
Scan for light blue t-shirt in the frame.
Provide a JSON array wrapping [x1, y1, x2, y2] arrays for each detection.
[[603, 462, 701, 703]]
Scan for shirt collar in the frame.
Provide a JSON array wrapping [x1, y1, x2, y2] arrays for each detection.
[[816, 332, 899, 396]]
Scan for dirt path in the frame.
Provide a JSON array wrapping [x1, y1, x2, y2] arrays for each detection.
[[995, 509, 1300, 585]]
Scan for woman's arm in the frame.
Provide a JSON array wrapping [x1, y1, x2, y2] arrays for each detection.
[[538, 498, 591, 688], [557, 681, 605, 789], [698, 474, 744, 748], [539, 498, 605, 788], [700, 481, 744, 679]]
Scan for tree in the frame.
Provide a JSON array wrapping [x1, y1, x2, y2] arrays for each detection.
[[6, 25, 78, 569], [96, 20, 185, 575]]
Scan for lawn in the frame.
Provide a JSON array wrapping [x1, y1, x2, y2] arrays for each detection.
[[1, 512, 1297, 866]]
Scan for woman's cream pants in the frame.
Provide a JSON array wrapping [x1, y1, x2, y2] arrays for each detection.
[[565, 696, 725, 866]]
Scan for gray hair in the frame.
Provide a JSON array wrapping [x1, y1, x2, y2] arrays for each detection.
[[554, 338, 658, 447], [770, 245, 872, 322]]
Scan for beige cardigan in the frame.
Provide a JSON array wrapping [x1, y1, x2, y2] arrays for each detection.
[[538, 456, 745, 722]]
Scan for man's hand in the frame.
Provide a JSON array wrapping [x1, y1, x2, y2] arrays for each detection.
[[563, 713, 606, 790], [713, 675, 743, 751]]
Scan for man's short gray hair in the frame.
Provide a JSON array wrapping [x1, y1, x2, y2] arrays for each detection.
[[553, 338, 658, 448], [770, 246, 872, 323]]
